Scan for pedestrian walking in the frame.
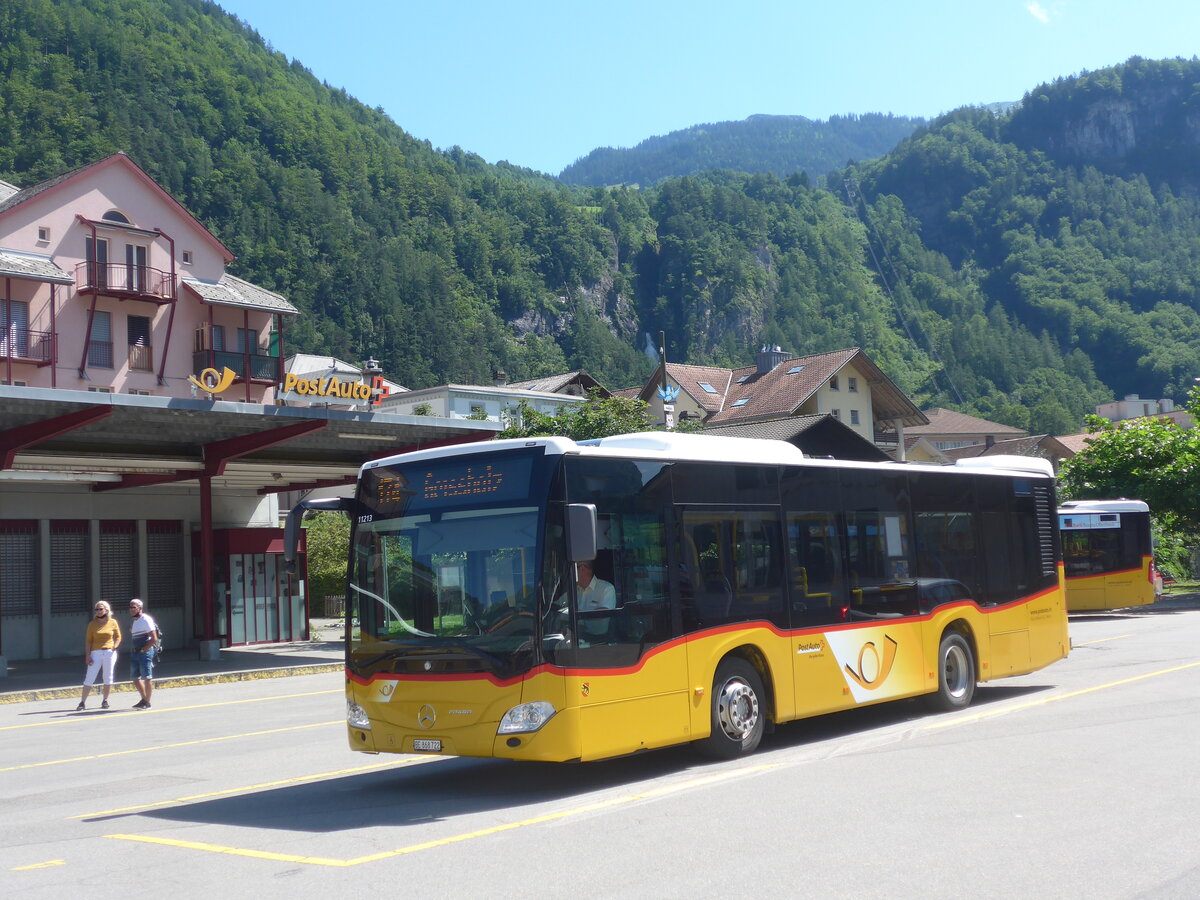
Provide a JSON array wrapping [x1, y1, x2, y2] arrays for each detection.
[[78, 600, 122, 710], [128, 598, 160, 709]]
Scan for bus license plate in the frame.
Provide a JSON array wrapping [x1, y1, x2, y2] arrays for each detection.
[[413, 739, 442, 752]]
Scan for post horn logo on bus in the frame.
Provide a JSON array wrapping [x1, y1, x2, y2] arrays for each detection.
[[843, 635, 899, 690]]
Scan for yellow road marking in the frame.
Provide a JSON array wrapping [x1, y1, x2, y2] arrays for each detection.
[[1, 721, 341, 773], [79, 757, 442, 818], [12, 859, 66, 870], [1073, 634, 1132, 646], [0, 689, 341, 731], [105, 763, 777, 867], [924, 659, 1200, 730]]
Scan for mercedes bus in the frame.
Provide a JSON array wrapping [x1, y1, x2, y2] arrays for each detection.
[[286, 433, 1069, 762], [1059, 499, 1157, 611]]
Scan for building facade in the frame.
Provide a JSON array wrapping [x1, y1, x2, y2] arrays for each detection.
[[0, 155, 497, 668]]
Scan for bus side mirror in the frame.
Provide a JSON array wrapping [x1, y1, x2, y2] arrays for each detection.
[[566, 503, 598, 562], [284, 496, 356, 574]]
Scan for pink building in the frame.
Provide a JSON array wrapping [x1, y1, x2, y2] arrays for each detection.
[[0, 153, 295, 399], [0, 155, 498, 666]]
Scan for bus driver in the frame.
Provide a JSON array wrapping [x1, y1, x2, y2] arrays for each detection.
[[575, 560, 616, 610]]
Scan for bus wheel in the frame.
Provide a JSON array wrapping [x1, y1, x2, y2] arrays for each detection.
[[927, 632, 975, 711], [700, 659, 765, 758]]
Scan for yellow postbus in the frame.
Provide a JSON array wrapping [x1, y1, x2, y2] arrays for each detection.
[[287, 433, 1069, 762], [1059, 499, 1157, 612]]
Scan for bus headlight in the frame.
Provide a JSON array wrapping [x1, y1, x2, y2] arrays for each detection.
[[497, 701, 556, 734], [347, 699, 371, 730]]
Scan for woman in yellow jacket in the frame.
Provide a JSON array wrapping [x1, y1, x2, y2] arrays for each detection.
[[78, 600, 122, 711]]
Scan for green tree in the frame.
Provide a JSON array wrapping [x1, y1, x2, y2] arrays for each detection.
[[1057, 387, 1200, 575], [498, 392, 657, 441], [303, 511, 351, 614]]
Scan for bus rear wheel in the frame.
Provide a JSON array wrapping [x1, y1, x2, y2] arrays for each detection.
[[927, 632, 975, 711], [699, 659, 765, 758]]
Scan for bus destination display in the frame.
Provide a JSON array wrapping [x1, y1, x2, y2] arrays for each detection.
[[364, 455, 534, 515]]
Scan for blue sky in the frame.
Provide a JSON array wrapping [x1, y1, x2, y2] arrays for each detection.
[[217, 0, 1200, 175]]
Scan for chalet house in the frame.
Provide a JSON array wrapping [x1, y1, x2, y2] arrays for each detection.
[[636, 346, 927, 457], [0, 154, 495, 667]]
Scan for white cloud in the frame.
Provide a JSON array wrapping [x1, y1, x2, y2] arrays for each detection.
[[1026, 2, 1053, 23]]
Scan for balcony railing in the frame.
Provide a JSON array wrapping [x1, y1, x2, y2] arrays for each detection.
[[87, 339, 113, 369], [1, 327, 55, 365], [128, 343, 154, 371], [192, 349, 282, 386], [76, 262, 177, 304]]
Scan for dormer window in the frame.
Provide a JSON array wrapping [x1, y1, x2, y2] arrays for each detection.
[[102, 210, 132, 224], [698, 382, 718, 394]]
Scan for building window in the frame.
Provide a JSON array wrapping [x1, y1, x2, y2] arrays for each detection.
[[211, 324, 226, 351], [831, 408, 841, 419], [128, 388, 151, 395], [737, 374, 751, 384], [50, 520, 90, 614], [100, 520, 138, 605], [850, 410, 860, 425], [85, 236, 110, 289], [829, 376, 839, 390], [732, 397, 751, 407], [102, 210, 132, 224], [0, 520, 39, 616], [236, 328, 259, 355], [787, 365, 805, 374], [87, 310, 113, 368], [128, 315, 153, 370], [849, 377, 858, 392], [147, 521, 184, 608], [87, 386, 112, 393], [1, 299, 30, 358], [37, 226, 50, 242], [181, 250, 193, 264], [125, 243, 148, 292], [698, 382, 718, 394], [1, 380, 28, 386]]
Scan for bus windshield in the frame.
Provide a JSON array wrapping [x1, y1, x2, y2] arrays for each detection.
[[347, 449, 558, 679]]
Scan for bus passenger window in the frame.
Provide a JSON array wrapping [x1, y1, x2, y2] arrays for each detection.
[[787, 512, 844, 624]]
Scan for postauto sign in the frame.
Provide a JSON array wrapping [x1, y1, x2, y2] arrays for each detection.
[[189, 367, 391, 406]]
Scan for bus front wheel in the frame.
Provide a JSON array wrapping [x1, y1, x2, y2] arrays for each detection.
[[699, 659, 765, 758], [927, 632, 975, 711]]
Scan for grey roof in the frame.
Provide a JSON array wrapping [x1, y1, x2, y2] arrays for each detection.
[[0, 248, 75, 284], [505, 370, 609, 397], [182, 273, 299, 315], [703, 415, 828, 441]]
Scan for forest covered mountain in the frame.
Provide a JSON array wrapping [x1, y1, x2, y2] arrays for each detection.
[[3, 0, 1200, 437], [558, 113, 925, 187]]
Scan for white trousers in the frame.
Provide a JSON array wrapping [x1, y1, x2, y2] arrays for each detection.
[[83, 648, 118, 686]]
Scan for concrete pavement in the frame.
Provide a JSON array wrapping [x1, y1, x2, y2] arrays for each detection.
[[0, 619, 346, 705]]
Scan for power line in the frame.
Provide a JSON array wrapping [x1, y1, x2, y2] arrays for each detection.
[[842, 177, 965, 405]]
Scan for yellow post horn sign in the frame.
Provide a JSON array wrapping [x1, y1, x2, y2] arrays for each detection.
[[188, 366, 237, 395]]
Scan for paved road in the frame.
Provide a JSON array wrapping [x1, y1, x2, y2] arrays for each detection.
[[3, 606, 1199, 899]]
